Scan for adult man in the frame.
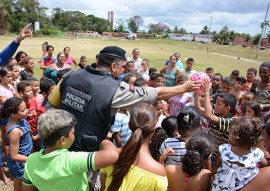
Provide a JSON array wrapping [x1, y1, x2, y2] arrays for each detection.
[[127, 48, 142, 70], [0, 23, 32, 66], [48, 46, 200, 152]]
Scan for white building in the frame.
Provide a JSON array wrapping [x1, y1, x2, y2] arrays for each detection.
[[169, 33, 213, 43]]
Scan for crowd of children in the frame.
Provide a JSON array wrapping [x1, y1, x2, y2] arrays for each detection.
[[1, 37, 270, 191]]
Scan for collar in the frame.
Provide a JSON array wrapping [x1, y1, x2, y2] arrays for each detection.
[[85, 65, 112, 76]]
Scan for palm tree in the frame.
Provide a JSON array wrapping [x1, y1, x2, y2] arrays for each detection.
[[261, 21, 270, 38], [200, 25, 209, 34]]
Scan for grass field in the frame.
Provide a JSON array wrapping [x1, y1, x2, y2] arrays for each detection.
[[0, 36, 269, 190], [0, 36, 268, 79]]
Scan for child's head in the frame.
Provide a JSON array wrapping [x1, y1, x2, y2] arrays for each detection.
[[126, 61, 135, 73], [141, 59, 149, 72], [22, 56, 35, 72], [229, 117, 262, 148], [57, 68, 72, 82], [243, 101, 261, 118], [150, 73, 164, 87], [198, 93, 205, 106], [6, 58, 17, 66], [174, 52, 180, 61], [79, 55, 87, 68], [230, 70, 240, 80], [242, 92, 256, 107], [27, 77, 39, 95], [259, 62, 270, 81], [176, 74, 188, 85], [211, 73, 223, 89], [133, 77, 148, 87], [63, 47, 71, 55], [46, 45, 54, 56], [15, 51, 28, 64], [177, 106, 201, 137], [2, 97, 27, 119], [0, 67, 13, 85], [38, 109, 76, 148], [40, 77, 56, 98], [221, 77, 235, 93], [149, 67, 157, 77], [234, 77, 247, 91], [153, 100, 164, 117], [185, 57, 194, 70], [206, 67, 214, 78], [215, 93, 237, 116], [161, 116, 179, 137], [17, 81, 33, 100], [7, 64, 20, 81], [181, 134, 213, 177], [246, 68, 257, 82], [122, 73, 137, 85]]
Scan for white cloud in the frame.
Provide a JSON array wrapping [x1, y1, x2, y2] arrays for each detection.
[[39, 0, 269, 35]]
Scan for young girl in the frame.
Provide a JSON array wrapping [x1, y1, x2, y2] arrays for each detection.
[[0, 67, 17, 109], [63, 47, 77, 67], [19, 56, 34, 81], [3, 97, 33, 191], [153, 100, 168, 128], [27, 77, 45, 111], [211, 117, 267, 191], [78, 55, 87, 69], [15, 51, 28, 72], [100, 103, 168, 191], [159, 106, 201, 165], [165, 134, 213, 191], [7, 64, 21, 85]]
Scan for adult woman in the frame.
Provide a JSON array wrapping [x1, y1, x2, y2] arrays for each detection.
[[63, 47, 77, 67], [165, 134, 213, 191], [250, 62, 270, 125], [100, 103, 168, 191], [45, 52, 71, 84], [160, 55, 181, 87]]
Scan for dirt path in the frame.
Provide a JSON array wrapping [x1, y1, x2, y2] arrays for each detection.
[[211, 52, 261, 64]]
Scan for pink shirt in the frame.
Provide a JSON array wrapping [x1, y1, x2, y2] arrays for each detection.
[[0, 84, 15, 109], [65, 56, 75, 65], [33, 94, 45, 110]]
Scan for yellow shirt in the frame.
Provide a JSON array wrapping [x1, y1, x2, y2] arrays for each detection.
[[101, 165, 168, 191]]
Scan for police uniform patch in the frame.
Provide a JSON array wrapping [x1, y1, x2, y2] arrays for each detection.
[[136, 87, 145, 96]]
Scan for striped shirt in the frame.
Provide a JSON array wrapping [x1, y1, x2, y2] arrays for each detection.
[[111, 112, 131, 147], [159, 137, 186, 165]]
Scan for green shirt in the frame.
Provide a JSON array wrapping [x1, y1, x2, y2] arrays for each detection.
[[23, 149, 96, 191]]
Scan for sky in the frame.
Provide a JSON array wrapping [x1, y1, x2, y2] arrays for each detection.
[[39, 0, 269, 36]]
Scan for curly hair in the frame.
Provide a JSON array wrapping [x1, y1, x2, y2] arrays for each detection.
[[149, 127, 168, 161], [181, 134, 213, 177], [229, 117, 262, 148], [1, 97, 23, 118]]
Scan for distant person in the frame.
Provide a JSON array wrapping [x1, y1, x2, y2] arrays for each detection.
[[230, 69, 240, 82], [78, 55, 87, 69], [127, 48, 142, 70], [41, 42, 49, 60], [40, 45, 56, 73], [0, 23, 32, 66], [183, 57, 196, 80], [174, 52, 185, 71], [63, 47, 77, 68], [205, 67, 214, 79], [243, 67, 257, 92], [15, 51, 28, 72]]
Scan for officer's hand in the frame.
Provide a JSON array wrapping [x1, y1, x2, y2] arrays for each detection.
[[182, 80, 202, 92], [16, 23, 33, 44]]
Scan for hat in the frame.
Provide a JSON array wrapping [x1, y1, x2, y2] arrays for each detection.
[[99, 46, 127, 61]]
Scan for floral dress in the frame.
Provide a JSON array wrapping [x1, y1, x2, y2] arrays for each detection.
[[211, 144, 264, 191]]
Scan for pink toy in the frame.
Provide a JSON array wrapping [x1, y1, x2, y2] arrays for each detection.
[[190, 72, 211, 92]]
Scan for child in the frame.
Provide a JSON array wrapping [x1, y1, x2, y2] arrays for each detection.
[[22, 109, 119, 191], [243, 67, 257, 92], [15, 51, 28, 72], [153, 100, 168, 128], [203, 80, 237, 163], [210, 73, 223, 96], [165, 134, 213, 191], [243, 101, 261, 119], [183, 57, 196, 80], [126, 60, 135, 73], [133, 77, 148, 87], [160, 116, 180, 138], [230, 69, 240, 81], [139, 59, 150, 81], [0, 67, 17, 109], [40, 45, 56, 72], [78, 55, 87, 69], [212, 77, 235, 105], [230, 76, 246, 105], [7, 64, 20, 85], [150, 73, 164, 87], [39, 77, 56, 106], [19, 56, 34, 81], [57, 68, 72, 82], [0, 136, 11, 185], [122, 73, 137, 85], [27, 77, 45, 111], [159, 106, 201, 165], [211, 117, 267, 191], [3, 97, 33, 191], [169, 74, 193, 116], [195, 92, 210, 134], [110, 108, 131, 148], [205, 67, 214, 79]]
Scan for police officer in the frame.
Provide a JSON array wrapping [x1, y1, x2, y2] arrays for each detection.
[[47, 46, 200, 151]]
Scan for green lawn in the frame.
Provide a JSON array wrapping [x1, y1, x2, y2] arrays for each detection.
[[0, 36, 268, 79]]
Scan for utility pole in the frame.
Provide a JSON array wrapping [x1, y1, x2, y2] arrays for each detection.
[[255, 3, 269, 58], [207, 16, 212, 53]]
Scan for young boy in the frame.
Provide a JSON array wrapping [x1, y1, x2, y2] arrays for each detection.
[[27, 77, 45, 111], [206, 67, 214, 79], [150, 73, 164, 87], [230, 69, 240, 81], [183, 57, 196, 80], [210, 73, 223, 96], [110, 108, 131, 148], [39, 77, 56, 106], [243, 67, 257, 92], [22, 109, 119, 191], [212, 77, 235, 105], [230, 76, 246, 105], [203, 81, 237, 163]]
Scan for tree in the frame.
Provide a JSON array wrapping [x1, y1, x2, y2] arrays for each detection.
[[115, 19, 126, 32], [252, 34, 261, 45], [148, 22, 169, 34], [127, 15, 143, 33], [200, 25, 209, 34], [244, 34, 252, 43], [179, 28, 187, 34]]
